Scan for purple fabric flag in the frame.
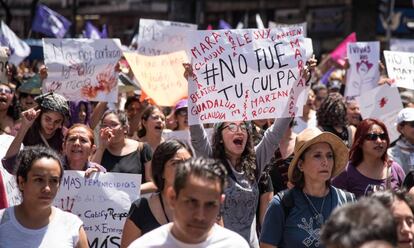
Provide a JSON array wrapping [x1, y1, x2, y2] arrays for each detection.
[[320, 67, 335, 85], [84, 21, 101, 39], [100, 24, 108, 38], [218, 20, 232, 29], [0, 21, 30, 65], [32, 4, 71, 38], [84, 22, 108, 39]]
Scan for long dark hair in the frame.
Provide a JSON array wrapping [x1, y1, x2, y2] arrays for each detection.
[[211, 122, 257, 182], [152, 139, 193, 192]]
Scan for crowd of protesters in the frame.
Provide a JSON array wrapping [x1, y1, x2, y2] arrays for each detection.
[[0, 37, 414, 248]]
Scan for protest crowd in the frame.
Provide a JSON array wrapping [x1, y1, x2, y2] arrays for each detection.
[[1, 3, 414, 248]]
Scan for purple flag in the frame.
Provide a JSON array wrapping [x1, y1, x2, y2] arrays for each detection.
[[100, 24, 108, 38], [84, 21, 108, 39], [218, 20, 232, 29], [32, 4, 71, 38]]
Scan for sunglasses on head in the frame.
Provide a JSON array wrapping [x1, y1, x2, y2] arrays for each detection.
[[365, 133, 387, 141], [20, 92, 39, 98]]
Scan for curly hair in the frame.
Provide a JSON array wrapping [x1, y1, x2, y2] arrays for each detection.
[[316, 92, 347, 127], [15, 145, 64, 189], [211, 122, 257, 182]]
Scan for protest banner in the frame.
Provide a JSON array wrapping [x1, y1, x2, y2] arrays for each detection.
[[185, 27, 309, 124], [357, 84, 403, 142], [138, 18, 197, 56], [383, 50, 414, 90], [124, 51, 188, 106], [54, 171, 141, 248], [390, 38, 414, 53], [345, 41, 380, 97], [0, 47, 8, 83], [268, 21, 307, 37], [43, 38, 122, 102], [0, 134, 22, 208]]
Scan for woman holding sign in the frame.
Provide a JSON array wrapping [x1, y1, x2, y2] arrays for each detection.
[[186, 54, 317, 246], [0, 146, 88, 247], [63, 124, 106, 176]]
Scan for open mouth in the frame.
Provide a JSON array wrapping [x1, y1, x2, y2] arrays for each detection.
[[154, 125, 163, 130], [0, 96, 8, 103], [233, 137, 243, 146], [71, 149, 83, 154]]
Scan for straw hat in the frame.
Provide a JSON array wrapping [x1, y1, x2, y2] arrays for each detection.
[[288, 127, 349, 183]]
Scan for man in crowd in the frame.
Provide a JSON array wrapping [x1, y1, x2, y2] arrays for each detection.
[[321, 197, 398, 248], [128, 157, 249, 248]]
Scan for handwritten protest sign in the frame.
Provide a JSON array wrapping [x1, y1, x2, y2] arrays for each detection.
[[0, 47, 8, 83], [390, 38, 414, 53], [54, 171, 141, 247], [186, 27, 309, 124], [345, 41, 380, 97], [357, 84, 403, 142], [268, 21, 308, 37], [384, 50, 414, 90], [43, 39, 122, 102], [0, 134, 22, 208], [138, 18, 197, 56], [124, 51, 188, 106]]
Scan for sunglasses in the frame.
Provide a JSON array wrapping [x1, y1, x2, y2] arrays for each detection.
[[365, 133, 387, 141], [176, 109, 188, 117], [20, 92, 39, 98], [223, 123, 248, 132], [0, 88, 12, 94]]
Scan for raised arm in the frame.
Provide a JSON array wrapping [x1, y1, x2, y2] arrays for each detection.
[[255, 117, 291, 176], [89, 102, 108, 129], [5, 108, 40, 159], [190, 124, 213, 158]]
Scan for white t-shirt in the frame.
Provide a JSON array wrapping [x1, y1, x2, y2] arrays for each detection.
[[128, 223, 249, 248], [0, 206, 83, 248]]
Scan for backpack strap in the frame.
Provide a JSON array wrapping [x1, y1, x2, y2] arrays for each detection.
[[277, 188, 294, 221], [333, 187, 356, 205]]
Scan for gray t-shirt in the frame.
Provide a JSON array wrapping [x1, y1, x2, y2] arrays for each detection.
[[190, 118, 291, 247]]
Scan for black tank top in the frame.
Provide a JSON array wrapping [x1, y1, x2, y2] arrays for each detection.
[[127, 198, 161, 234]]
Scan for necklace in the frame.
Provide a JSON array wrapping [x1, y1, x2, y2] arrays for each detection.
[[302, 191, 327, 225], [159, 194, 170, 223]]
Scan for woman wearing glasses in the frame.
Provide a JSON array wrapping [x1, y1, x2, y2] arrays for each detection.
[[332, 118, 405, 198], [137, 105, 166, 152], [173, 99, 189, 131], [190, 118, 291, 247], [91, 110, 156, 193]]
